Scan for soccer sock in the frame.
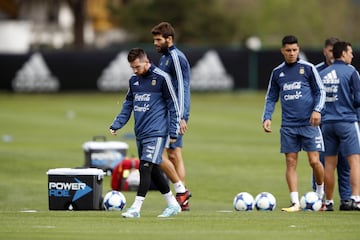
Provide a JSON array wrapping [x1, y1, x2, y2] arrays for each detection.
[[173, 181, 186, 194], [290, 192, 299, 204], [351, 195, 360, 202], [162, 191, 178, 206], [315, 183, 324, 198], [131, 196, 145, 211]]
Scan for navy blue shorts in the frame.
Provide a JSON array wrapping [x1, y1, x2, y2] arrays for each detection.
[[280, 126, 324, 153], [322, 122, 360, 156], [136, 137, 166, 164]]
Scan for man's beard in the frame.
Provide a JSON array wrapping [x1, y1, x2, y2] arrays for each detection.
[[159, 45, 168, 53]]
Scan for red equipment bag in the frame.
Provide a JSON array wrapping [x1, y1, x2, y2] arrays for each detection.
[[111, 157, 140, 191], [111, 157, 169, 191]]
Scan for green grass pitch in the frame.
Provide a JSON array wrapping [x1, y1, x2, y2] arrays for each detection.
[[1, 92, 359, 240]]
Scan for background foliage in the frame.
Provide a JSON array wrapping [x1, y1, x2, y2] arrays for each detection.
[[109, 0, 360, 48]]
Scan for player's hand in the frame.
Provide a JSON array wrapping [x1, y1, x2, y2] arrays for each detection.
[[169, 138, 177, 145], [180, 119, 187, 135], [263, 119, 272, 133], [310, 111, 321, 127], [109, 129, 117, 136]]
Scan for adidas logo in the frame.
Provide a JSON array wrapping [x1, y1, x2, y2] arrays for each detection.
[[97, 51, 132, 91], [133, 81, 139, 86], [279, 72, 285, 77], [190, 50, 234, 90], [12, 53, 59, 92], [322, 70, 340, 84]]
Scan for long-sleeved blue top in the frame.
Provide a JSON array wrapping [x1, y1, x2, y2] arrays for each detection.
[[262, 59, 326, 127], [319, 60, 360, 123], [110, 64, 180, 140], [158, 45, 191, 121]]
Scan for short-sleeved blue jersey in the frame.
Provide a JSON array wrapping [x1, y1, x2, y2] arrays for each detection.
[[158, 45, 191, 121], [110, 64, 180, 140], [320, 60, 360, 123], [262, 59, 326, 127]]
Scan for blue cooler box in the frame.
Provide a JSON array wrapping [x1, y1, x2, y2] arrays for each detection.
[[47, 168, 105, 210]]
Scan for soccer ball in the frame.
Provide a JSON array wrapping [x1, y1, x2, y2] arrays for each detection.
[[300, 192, 322, 211], [103, 190, 126, 211], [254, 192, 276, 211], [233, 192, 254, 211]]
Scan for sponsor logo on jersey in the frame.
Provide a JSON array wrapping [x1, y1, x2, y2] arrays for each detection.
[[134, 93, 151, 101], [283, 81, 301, 91]]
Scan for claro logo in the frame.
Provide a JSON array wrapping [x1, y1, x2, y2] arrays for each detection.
[[48, 178, 92, 201]]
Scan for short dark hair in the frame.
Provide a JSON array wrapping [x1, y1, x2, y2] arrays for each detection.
[[127, 48, 147, 62], [333, 41, 352, 59], [282, 35, 298, 46], [151, 22, 175, 39], [324, 37, 339, 47]]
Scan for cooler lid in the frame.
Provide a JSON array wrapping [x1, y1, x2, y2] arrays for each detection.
[[46, 168, 105, 177], [82, 141, 129, 151]]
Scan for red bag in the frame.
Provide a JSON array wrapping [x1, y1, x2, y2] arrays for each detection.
[[111, 157, 169, 191], [111, 157, 140, 191]]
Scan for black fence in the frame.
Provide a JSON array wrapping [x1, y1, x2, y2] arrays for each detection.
[[1, 48, 359, 92]]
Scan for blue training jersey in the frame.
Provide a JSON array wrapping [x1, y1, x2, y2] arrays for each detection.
[[110, 64, 180, 140], [158, 45, 191, 121], [262, 59, 326, 127], [320, 60, 360, 123], [315, 61, 328, 72]]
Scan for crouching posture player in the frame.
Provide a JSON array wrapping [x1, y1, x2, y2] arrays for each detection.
[[110, 48, 181, 218]]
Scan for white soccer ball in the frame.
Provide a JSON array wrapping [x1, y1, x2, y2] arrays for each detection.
[[233, 192, 254, 211], [254, 192, 276, 211], [103, 190, 126, 211], [300, 192, 322, 211]]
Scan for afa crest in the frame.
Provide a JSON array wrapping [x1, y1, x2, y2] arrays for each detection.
[[299, 67, 304, 75], [151, 79, 156, 86]]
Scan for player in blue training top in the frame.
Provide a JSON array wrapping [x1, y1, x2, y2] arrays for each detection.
[[152, 22, 192, 211], [262, 35, 326, 212], [109, 48, 181, 218], [320, 41, 360, 211], [314, 37, 352, 211]]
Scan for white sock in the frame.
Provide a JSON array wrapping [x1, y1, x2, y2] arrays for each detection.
[[351, 195, 360, 202], [316, 183, 324, 198], [290, 192, 299, 205], [162, 191, 178, 206], [325, 199, 334, 205], [173, 181, 186, 193], [131, 196, 145, 211]]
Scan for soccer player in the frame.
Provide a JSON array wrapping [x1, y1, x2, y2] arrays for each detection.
[[262, 35, 325, 212], [151, 22, 192, 211], [314, 37, 352, 211], [109, 48, 181, 218], [320, 41, 360, 211]]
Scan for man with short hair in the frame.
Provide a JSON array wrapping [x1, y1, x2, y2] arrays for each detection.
[[314, 37, 352, 211], [110, 48, 181, 218], [320, 41, 360, 211], [262, 35, 326, 212], [151, 22, 192, 211]]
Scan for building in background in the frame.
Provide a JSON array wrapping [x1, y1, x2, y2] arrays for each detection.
[[0, 0, 129, 53]]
